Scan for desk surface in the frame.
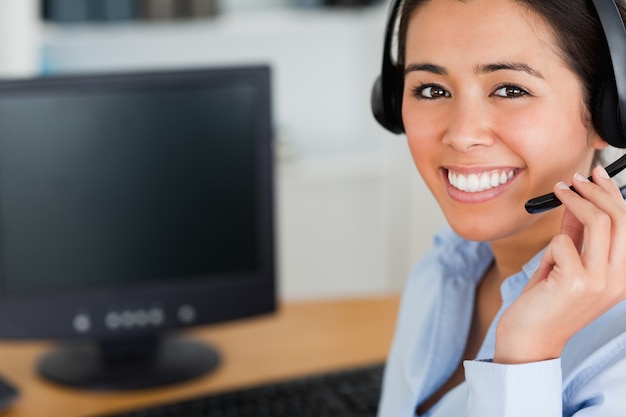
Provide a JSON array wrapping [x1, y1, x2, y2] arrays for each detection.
[[0, 295, 399, 417]]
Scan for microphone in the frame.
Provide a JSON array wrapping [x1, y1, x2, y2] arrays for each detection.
[[525, 154, 626, 213]]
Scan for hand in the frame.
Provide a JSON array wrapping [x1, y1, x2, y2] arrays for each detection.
[[494, 165, 626, 364]]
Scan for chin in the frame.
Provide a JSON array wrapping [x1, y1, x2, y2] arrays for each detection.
[[448, 224, 500, 242], [445, 211, 526, 243]]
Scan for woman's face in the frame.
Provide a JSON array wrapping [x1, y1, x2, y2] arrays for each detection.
[[402, 0, 607, 242]]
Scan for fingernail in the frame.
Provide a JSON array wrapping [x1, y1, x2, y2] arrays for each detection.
[[557, 181, 570, 190], [574, 172, 590, 182], [597, 165, 610, 179]]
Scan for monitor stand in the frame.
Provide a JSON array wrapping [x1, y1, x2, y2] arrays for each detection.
[[37, 334, 220, 390]]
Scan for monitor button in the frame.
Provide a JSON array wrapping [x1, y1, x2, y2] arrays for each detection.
[[104, 311, 122, 330], [134, 309, 150, 327], [148, 307, 165, 326], [121, 310, 135, 328], [177, 304, 197, 324], [72, 313, 91, 333]]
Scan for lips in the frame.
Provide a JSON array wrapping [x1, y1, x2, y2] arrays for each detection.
[[447, 168, 517, 193]]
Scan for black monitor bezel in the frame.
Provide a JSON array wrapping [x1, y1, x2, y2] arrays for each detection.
[[0, 65, 276, 340]]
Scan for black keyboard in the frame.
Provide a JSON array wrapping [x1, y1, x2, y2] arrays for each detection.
[[89, 362, 385, 417], [0, 374, 18, 412]]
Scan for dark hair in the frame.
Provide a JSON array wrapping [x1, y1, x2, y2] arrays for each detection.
[[397, 0, 626, 115]]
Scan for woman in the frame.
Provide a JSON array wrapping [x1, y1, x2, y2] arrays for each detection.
[[374, 0, 626, 415]]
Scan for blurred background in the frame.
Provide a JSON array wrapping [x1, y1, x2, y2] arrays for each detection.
[[0, 0, 446, 301]]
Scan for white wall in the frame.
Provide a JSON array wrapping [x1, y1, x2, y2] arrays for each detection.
[[0, 0, 40, 77], [40, 8, 387, 156]]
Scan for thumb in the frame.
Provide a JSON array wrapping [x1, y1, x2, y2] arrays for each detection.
[[524, 233, 581, 292]]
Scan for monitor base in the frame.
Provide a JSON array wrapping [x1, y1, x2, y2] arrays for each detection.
[[37, 335, 220, 390]]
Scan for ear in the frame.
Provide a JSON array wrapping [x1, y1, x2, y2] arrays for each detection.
[[590, 131, 610, 150]]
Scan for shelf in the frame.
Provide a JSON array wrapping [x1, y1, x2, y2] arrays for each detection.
[[41, 5, 387, 44]]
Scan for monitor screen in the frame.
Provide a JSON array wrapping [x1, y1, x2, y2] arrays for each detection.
[[0, 66, 275, 389]]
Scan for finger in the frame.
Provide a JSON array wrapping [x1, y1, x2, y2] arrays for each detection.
[[572, 167, 626, 266], [553, 180, 611, 272], [571, 167, 624, 216], [590, 165, 624, 200], [589, 166, 626, 265], [526, 233, 582, 290]]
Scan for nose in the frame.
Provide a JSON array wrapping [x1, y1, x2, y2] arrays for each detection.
[[442, 100, 495, 152]]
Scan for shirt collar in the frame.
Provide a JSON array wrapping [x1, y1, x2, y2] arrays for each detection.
[[434, 227, 493, 286], [434, 226, 546, 300], [500, 246, 545, 303]]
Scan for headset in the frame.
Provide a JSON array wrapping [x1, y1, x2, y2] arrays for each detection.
[[370, 0, 626, 213]]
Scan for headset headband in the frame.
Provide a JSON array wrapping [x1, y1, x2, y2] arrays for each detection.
[[370, 0, 404, 134]]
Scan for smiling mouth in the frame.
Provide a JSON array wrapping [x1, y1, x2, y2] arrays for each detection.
[[447, 168, 518, 193]]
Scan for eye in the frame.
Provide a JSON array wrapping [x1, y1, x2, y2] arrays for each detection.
[[412, 84, 451, 100], [491, 84, 529, 98]]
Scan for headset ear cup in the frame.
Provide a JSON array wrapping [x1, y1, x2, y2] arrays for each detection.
[[371, 0, 405, 134], [371, 72, 405, 134], [371, 76, 389, 130], [593, 77, 626, 148]]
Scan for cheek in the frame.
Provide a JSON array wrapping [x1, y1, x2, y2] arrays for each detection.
[[402, 101, 447, 163], [404, 126, 448, 202], [404, 116, 443, 180], [502, 106, 594, 182], [511, 106, 588, 148]]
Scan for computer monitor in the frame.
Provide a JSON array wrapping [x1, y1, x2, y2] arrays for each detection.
[[0, 66, 276, 390]]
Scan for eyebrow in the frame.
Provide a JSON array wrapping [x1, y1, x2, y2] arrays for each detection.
[[404, 61, 544, 79], [475, 62, 544, 79], [404, 63, 447, 76]]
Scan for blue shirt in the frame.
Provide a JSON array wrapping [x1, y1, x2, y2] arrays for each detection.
[[377, 227, 626, 417]]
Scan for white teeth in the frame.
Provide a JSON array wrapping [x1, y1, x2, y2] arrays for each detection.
[[467, 174, 480, 192], [490, 172, 500, 187], [448, 169, 516, 193], [457, 173, 467, 190], [479, 173, 490, 191]]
